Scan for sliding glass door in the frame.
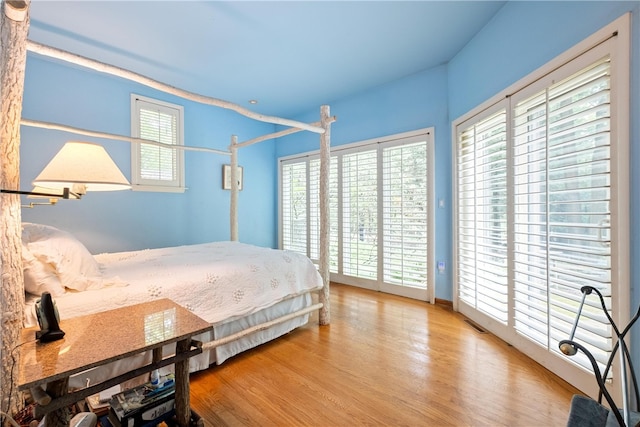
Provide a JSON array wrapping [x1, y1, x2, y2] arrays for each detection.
[[454, 30, 629, 398], [280, 129, 435, 301]]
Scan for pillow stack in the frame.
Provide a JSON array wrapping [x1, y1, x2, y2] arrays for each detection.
[[21, 223, 103, 296]]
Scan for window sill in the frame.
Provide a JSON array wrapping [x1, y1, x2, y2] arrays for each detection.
[[131, 184, 186, 193]]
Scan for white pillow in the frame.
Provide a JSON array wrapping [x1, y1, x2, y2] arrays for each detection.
[[22, 223, 103, 292], [22, 245, 66, 296]]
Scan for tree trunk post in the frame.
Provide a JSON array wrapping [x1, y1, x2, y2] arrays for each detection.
[[230, 135, 239, 242], [318, 105, 331, 325], [0, 0, 30, 421]]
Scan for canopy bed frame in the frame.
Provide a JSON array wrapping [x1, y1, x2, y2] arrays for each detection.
[[0, 5, 332, 421], [20, 40, 333, 326]]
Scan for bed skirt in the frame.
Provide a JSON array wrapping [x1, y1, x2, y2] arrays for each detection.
[[66, 294, 312, 389]]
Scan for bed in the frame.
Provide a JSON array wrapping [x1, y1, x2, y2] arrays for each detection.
[[21, 222, 323, 388], [1, 33, 333, 421]]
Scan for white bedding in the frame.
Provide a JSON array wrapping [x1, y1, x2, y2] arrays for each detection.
[[24, 241, 323, 328]]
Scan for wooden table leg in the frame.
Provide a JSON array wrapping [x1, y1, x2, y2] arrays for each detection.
[[152, 347, 163, 365], [174, 339, 191, 427], [44, 378, 70, 427]]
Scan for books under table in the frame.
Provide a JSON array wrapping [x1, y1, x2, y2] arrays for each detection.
[[87, 384, 122, 416], [108, 374, 176, 427]]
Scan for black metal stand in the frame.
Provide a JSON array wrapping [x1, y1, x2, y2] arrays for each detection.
[[560, 285, 640, 427]]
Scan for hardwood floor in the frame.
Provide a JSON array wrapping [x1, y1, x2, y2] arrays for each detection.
[[189, 283, 580, 426]]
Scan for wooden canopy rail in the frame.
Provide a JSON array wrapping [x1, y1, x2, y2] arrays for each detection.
[[24, 40, 333, 325], [26, 41, 325, 134], [20, 118, 232, 156]]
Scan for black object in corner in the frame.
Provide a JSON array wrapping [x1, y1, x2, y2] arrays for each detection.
[[35, 292, 65, 342]]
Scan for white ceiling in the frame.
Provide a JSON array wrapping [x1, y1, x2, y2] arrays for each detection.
[[27, 1, 506, 117]]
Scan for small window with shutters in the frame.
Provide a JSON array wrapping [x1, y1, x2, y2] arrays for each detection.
[[131, 94, 185, 192]]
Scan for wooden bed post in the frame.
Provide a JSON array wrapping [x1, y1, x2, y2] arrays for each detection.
[[0, 0, 30, 418], [318, 105, 331, 325], [230, 135, 239, 241]]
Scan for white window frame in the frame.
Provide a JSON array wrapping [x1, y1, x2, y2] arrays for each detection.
[[452, 13, 630, 400], [279, 127, 435, 303], [130, 94, 185, 192]]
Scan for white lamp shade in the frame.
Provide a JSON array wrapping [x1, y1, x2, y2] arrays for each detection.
[[33, 141, 131, 192]]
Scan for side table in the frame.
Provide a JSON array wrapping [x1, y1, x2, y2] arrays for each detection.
[[18, 298, 212, 427]]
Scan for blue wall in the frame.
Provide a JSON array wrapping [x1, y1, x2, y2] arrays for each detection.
[[21, 56, 278, 253], [21, 1, 639, 311], [449, 1, 639, 120], [278, 65, 452, 300], [448, 0, 640, 366], [279, 0, 639, 308]]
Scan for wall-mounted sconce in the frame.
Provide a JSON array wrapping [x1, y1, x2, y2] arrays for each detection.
[[1, 141, 131, 206]]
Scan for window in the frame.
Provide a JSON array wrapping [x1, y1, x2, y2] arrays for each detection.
[[456, 108, 509, 323], [131, 94, 185, 192], [342, 148, 378, 280], [281, 161, 308, 255], [279, 128, 434, 302], [512, 57, 614, 369], [382, 142, 430, 289], [454, 16, 629, 399]]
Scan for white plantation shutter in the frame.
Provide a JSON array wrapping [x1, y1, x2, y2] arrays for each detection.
[[281, 161, 307, 255], [456, 109, 509, 323], [455, 26, 629, 396], [139, 108, 177, 181], [382, 141, 428, 288], [310, 159, 319, 259], [513, 57, 613, 371], [280, 129, 434, 301], [342, 149, 378, 280], [131, 95, 184, 191]]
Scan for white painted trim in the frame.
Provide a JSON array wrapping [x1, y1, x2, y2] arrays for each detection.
[[427, 127, 436, 304], [130, 94, 185, 191], [278, 127, 434, 163], [608, 12, 631, 406]]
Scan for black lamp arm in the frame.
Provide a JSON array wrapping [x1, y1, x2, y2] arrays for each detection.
[[0, 187, 81, 199]]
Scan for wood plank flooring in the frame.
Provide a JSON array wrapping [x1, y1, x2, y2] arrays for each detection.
[[189, 283, 580, 426]]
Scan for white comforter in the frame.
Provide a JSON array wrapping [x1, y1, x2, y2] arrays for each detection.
[[24, 241, 323, 328]]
